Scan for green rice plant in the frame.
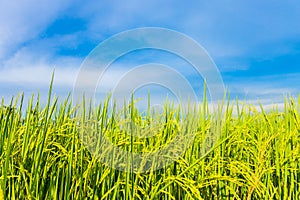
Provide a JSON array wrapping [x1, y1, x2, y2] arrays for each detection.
[[0, 80, 300, 199]]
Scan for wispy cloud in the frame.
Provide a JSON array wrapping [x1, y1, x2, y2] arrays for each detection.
[[0, 0, 72, 59], [224, 73, 300, 102], [0, 48, 81, 93]]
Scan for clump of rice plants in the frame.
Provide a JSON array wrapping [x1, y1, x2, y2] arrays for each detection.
[[0, 83, 300, 199]]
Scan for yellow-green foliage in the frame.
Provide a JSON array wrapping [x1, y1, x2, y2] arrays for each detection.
[[0, 89, 300, 199]]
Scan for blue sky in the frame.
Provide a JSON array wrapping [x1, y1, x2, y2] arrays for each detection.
[[0, 0, 300, 108]]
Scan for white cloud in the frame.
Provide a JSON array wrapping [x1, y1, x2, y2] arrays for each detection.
[[225, 73, 300, 104], [0, 65, 77, 87], [0, 0, 72, 59], [70, 0, 300, 62], [0, 49, 80, 87]]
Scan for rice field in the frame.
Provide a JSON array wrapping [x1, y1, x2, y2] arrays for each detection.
[[0, 82, 300, 199]]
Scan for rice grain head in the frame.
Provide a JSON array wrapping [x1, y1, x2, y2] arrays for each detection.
[[0, 188, 4, 200]]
